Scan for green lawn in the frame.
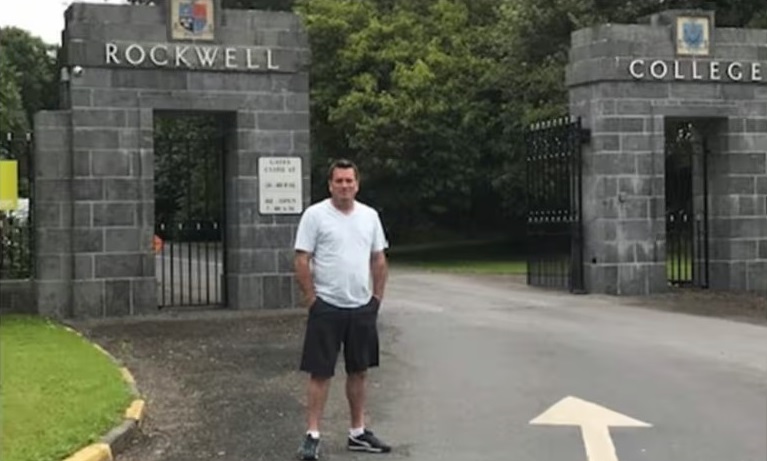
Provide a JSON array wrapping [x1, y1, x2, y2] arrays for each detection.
[[388, 239, 528, 274], [0, 315, 133, 461]]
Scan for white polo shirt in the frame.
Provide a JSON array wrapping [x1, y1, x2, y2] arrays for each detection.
[[294, 199, 388, 308]]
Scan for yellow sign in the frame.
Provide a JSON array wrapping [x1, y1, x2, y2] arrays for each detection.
[[0, 160, 19, 211]]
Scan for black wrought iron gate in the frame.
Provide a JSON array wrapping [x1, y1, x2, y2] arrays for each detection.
[[525, 116, 587, 293], [154, 114, 227, 308], [665, 121, 709, 288], [0, 132, 34, 280]]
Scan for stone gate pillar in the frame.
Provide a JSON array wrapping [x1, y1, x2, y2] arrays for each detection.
[[566, 10, 766, 295], [33, 2, 311, 317]]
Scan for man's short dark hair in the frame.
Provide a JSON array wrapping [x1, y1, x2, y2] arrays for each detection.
[[327, 158, 359, 181]]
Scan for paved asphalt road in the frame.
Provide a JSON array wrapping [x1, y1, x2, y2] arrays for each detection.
[[76, 269, 767, 461]]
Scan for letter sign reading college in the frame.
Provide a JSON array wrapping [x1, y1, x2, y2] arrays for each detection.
[[629, 59, 762, 82]]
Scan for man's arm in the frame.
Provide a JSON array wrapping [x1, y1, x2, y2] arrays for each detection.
[[294, 250, 315, 308], [370, 250, 388, 302]]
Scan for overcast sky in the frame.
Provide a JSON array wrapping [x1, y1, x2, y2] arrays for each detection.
[[0, 0, 125, 45]]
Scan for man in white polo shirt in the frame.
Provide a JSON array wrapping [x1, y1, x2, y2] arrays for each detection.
[[294, 159, 390, 460]]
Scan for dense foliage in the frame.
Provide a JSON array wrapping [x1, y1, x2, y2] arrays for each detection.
[[0, 27, 58, 135]]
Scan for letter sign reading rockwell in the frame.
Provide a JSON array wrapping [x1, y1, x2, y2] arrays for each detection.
[[104, 43, 281, 71], [627, 15, 763, 83], [259, 157, 303, 214]]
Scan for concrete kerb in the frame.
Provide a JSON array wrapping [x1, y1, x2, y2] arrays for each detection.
[[60, 325, 146, 461]]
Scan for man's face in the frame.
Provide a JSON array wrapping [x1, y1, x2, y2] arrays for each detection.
[[328, 167, 359, 202]]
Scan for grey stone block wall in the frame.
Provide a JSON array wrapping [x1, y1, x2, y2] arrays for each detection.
[[34, 111, 74, 317], [708, 116, 767, 295], [225, 102, 310, 310], [64, 102, 156, 317], [31, 3, 310, 318], [568, 10, 767, 296]]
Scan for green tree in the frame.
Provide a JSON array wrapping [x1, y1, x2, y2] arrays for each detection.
[[0, 27, 58, 128], [0, 53, 27, 136], [747, 8, 767, 27], [296, 0, 515, 240]]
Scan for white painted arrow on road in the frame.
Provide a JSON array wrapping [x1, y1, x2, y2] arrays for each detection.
[[530, 396, 652, 461]]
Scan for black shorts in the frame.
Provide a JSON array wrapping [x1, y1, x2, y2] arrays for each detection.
[[300, 296, 380, 377]]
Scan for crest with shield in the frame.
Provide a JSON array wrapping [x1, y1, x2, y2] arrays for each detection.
[[675, 16, 710, 56], [170, 0, 215, 40]]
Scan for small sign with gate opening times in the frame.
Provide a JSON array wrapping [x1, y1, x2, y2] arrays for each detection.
[[259, 157, 302, 215]]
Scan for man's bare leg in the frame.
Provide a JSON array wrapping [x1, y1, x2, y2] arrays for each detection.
[[346, 371, 367, 429], [307, 375, 332, 432]]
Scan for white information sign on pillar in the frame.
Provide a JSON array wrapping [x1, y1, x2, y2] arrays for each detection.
[[259, 157, 303, 214]]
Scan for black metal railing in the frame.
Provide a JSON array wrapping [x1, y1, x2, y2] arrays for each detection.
[[155, 219, 224, 308], [154, 113, 227, 308], [525, 116, 587, 293], [665, 121, 709, 288], [0, 132, 34, 280]]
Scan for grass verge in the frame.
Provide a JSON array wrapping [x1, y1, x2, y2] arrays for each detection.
[[0, 315, 133, 461], [388, 239, 528, 275]]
